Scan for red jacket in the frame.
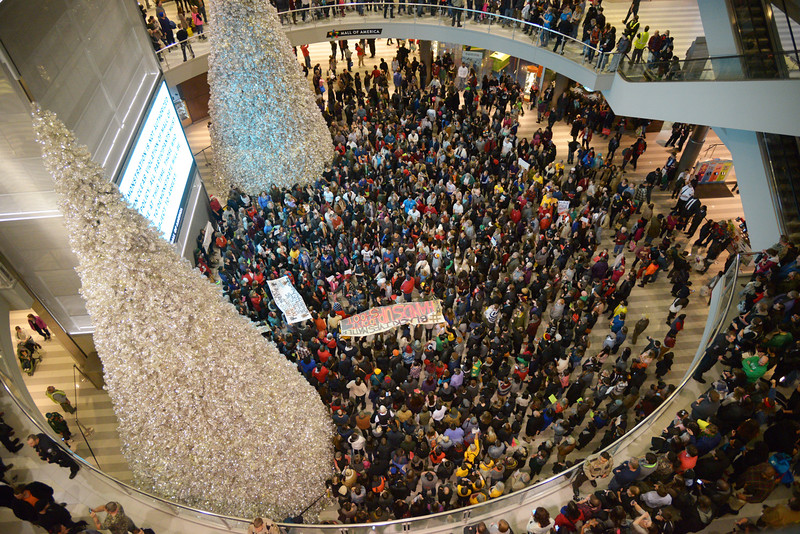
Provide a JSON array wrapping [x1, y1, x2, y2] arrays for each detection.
[[401, 278, 416, 295], [311, 366, 329, 383]]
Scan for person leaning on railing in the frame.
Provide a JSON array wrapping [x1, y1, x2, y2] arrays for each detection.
[[89, 501, 137, 534], [608, 32, 631, 72], [570, 450, 612, 499], [247, 516, 281, 534]]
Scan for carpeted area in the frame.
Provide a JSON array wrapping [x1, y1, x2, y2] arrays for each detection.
[[694, 182, 736, 199]]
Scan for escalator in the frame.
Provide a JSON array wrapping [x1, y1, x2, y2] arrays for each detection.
[[730, 0, 786, 77], [760, 133, 800, 240], [730, 1, 800, 240]]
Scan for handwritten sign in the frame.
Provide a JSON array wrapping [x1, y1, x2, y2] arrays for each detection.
[[201, 221, 214, 252], [266, 276, 312, 324], [340, 300, 445, 337], [557, 200, 570, 214]]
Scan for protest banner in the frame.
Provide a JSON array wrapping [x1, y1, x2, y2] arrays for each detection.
[[557, 200, 570, 214], [266, 276, 312, 324], [340, 300, 445, 337], [201, 221, 214, 252]]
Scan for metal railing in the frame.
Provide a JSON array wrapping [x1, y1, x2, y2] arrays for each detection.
[[155, 4, 800, 88], [155, 3, 612, 73], [616, 49, 800, 82], [0, 253, 743, 532], [193, 145, 213, 168]]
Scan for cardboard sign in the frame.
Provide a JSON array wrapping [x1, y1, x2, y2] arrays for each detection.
[[266, 276, 312, 324], [340, 300, 445, 337], [201, 221, 214, 252]]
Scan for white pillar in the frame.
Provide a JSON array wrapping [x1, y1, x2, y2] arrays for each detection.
[[715, 127, 782, 251], [697, 0, 744, 78], [698, 0, 739, 56]]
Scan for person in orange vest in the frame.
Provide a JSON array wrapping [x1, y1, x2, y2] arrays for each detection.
[[639, 260, 659, 287], [370, 474, 386, 494]]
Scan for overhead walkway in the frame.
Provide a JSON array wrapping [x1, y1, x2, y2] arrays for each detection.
[[158, 3, 800, 136]]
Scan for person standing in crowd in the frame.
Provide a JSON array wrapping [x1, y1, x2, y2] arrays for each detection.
[[157, 11, 176, 46], [89, 502, 135, 534], [175, 22, 194, 62], [27, 314, 51, 341], [26, 433, 80, 478], [630, 26, 650, 64], [571, 451, 612, 498], [46, 386, 77, 414], [191, 6, 205, 40]]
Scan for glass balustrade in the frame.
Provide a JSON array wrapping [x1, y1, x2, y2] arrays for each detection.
[[153, 2, 800, 86], [0, 254, 742, 533]]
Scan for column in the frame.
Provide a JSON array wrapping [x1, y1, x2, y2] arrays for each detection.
[[419, 40, 433, 86], [697, 0, 744, 78], [677, 125, 709, 173], [715, 127, 782, 250]]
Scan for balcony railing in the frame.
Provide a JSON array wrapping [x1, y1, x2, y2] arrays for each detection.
[[155, 3, 611, 74], [0, 253, 743, 533], [615, 49, 800, 82], [154, 3, 800, 88]]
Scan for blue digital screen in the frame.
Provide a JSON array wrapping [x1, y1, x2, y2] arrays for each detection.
[[117, 81, 194, 242]]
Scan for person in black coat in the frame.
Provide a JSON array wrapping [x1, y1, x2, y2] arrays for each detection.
[[2, 483, 37, 522], [685, 205, 707, 238], [694, 448, 731, 482], [36, 500, 87, 534], [763, 419, 800, 455], [26, 433, 80, 479]]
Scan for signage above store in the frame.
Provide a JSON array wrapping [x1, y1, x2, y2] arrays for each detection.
[[326, 29, 383, 38]]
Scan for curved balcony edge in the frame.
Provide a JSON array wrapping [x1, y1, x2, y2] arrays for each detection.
[[159, 7, 800, 137], [0, 255, 742, 533]]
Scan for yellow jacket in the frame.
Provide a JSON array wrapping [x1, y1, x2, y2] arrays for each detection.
[[634, 31, 650, 50], [464, 440, 481, 465]]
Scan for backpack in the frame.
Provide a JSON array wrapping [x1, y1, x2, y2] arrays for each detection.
[[769, 452, 794, 485]]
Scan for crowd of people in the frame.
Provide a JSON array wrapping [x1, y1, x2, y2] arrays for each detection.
[[271, 0, 685, 78], [141, 1, 207, 62], [186, 13, 800, 526], [0, 413, 153, 533], [1, 2, 792, 532], [140, 0, 688, 81]]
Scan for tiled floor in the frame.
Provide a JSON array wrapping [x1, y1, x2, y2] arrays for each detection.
[[2, 1, 752, 528], [7, 309, 132, 482], [150, 0, 707, 77]]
